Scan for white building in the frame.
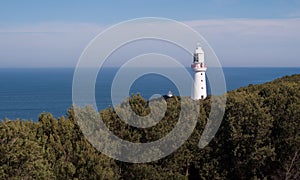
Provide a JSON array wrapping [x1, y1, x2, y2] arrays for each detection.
[[191, 46, 207, 100]]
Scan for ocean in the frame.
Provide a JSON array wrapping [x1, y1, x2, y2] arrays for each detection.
[[0, 67, 299, 120]]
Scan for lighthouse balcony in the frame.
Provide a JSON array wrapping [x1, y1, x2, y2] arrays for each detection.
[[191, 63, 207, 72]]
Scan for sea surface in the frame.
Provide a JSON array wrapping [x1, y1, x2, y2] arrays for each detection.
[[0, 67, 299, 120]]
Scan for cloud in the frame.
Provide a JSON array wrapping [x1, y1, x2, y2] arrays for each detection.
[[185, 18, 300, 66], [186, 18, 300, 38], [0, 22, 104, 33], [0, 18, 300, 67], [0, 22, 106, 67]]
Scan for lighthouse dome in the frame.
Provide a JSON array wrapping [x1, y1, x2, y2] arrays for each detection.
[[195, 46, 204, 54]]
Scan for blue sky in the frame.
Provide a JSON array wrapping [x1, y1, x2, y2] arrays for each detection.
[[1, 0, 300, 67]]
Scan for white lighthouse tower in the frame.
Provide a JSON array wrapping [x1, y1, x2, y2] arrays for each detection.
[[191, 45, 207, 100]]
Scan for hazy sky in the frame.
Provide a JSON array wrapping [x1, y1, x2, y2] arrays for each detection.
[[1, 0, 300, 67]]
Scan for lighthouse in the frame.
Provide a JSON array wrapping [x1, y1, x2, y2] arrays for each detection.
[[191, 45, 207, 100]]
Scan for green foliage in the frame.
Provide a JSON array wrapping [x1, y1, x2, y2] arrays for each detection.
[[0, 74, 299, 179], [0, 113, 118, 179]]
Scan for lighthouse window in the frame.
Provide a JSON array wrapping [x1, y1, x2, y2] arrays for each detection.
[[194, 54, 199, 63], [201, 80, 203, 82], [201, 73, 203, 75], [201, 87, 203, 89]]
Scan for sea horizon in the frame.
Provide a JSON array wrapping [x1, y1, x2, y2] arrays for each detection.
[[0, 67, 299, 120]]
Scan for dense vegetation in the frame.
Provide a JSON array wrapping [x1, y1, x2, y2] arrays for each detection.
[[0, 74, 299, 179]]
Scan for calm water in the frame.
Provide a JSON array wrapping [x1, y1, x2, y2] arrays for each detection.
[[0, 67, 299, 120]]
